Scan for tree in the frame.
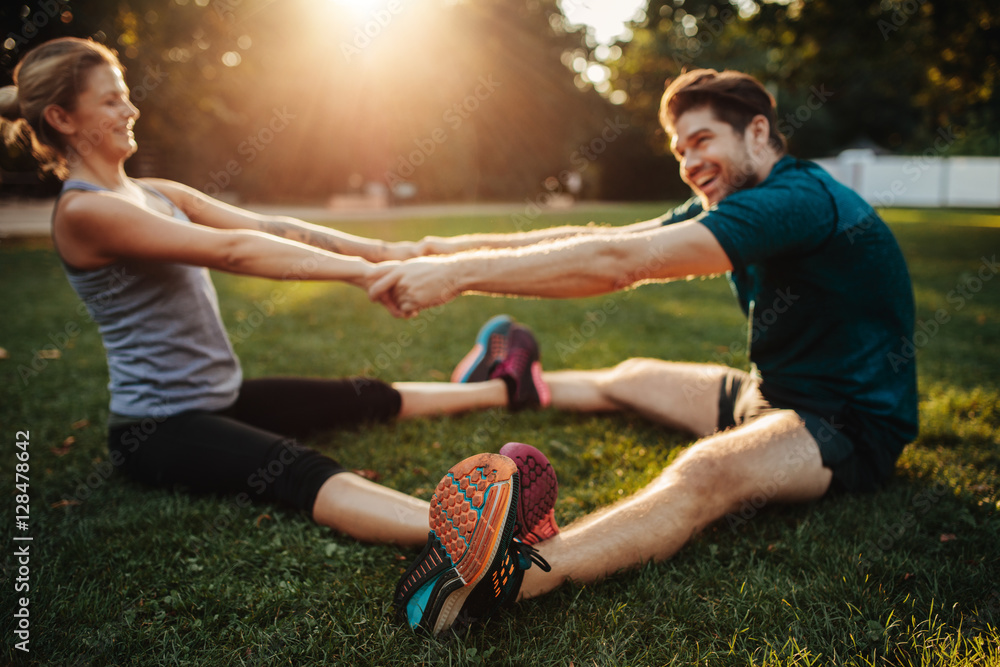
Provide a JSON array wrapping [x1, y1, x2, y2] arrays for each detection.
[[2, 0, 617, 202], [599, 0, 999, 159]]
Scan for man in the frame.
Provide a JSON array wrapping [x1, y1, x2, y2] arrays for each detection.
[[376, 69, 918, 632]]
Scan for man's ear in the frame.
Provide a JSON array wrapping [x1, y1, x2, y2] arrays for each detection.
[[42, 104, 75, 137], [747, 114, 771, 152]]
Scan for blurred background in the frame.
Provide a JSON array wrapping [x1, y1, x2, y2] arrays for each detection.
[[1, 0, 997, 204]]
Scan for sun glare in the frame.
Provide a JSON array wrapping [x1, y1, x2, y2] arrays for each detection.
[[329, 0, 384, 16], [560, 0, 647, 45]]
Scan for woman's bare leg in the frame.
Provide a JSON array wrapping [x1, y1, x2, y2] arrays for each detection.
[[312, 472, 430, 545], [393, 380, 507, 419]]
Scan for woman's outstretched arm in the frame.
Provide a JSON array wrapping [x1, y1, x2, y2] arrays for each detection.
[[140, 178, 419, 263], [55, 188, 379, 288]]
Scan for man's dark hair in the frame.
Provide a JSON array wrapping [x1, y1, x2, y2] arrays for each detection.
[[660, 69, 787, 154]]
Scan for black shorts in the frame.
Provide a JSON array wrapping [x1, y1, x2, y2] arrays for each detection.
[[717, 369, 886, 493], [107, 377, 401, 513]]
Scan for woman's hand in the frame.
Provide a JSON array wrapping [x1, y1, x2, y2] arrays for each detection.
[[367, 256, 465, 318]]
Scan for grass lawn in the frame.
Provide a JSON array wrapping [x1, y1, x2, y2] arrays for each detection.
[[1, 204, 998, 666]]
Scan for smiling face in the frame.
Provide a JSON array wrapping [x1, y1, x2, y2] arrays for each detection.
[[61, 64, 140, 163], [670, 106, 765, 209]]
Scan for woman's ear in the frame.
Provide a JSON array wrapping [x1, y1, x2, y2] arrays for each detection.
[[42, 104, 75, 137]]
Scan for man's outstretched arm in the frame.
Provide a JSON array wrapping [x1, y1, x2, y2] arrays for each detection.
[[416, 217, 667, 255], [368, 220, 731, 315]]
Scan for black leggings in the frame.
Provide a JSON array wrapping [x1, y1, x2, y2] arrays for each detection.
[[107, 377, 402, 513]]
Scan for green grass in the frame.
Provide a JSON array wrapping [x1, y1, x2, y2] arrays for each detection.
[[1, 204, 998, 666]]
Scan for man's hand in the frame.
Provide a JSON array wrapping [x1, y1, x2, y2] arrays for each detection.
[[367, 257, 465, 318], [356, 260, 406, 318]]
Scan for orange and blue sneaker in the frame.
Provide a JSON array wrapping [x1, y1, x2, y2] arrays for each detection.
[[394, 453, 549, 635], [394, 453, 518, 635], [444, 443, 559, 629], [499, 442, 560, 546], [451, 534, 550, 630], [451, 314, 513, 383]]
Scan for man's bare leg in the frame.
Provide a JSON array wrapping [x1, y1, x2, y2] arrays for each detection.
[[545, 359, 731, 436], [518, 411, 833, 599]]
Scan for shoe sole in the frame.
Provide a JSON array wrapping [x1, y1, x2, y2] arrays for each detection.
[[530, 361, 552, 408], [395, 453, 519, 635], [499, 443, 559, 545], [451, 315, 512, 383]]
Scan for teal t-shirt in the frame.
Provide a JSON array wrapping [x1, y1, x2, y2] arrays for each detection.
[[663, 156, 918, 476]]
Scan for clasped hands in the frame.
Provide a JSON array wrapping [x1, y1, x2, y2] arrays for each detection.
[[365, 256, 465, 319]]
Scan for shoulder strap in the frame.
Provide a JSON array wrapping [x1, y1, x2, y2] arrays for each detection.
[[132, 179, 181, 213], [61, 179, 108, 193]]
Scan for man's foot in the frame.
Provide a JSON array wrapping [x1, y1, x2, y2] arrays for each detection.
[[490, 324, 551, 411], [451, 314, 513, 383], [394, 453, 519, 635], [500, 442, 560, 546]]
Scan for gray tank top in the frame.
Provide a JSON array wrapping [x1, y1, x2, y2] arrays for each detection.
[[58, 179, 242, 421]]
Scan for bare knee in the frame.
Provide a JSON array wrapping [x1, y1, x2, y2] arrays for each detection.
[[612, 357, 660, 376], [664, 411, 828, 509], [597, 358, 660, 396], [596, 359, 724, 435]]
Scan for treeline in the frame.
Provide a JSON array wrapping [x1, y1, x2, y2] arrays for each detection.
[[1, 0, 995, 202]]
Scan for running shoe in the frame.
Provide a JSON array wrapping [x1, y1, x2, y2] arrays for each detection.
[[490, 324, 551, 411], [499, 442, 560, 546], [451, 314, 513, 383], [451, 536, 550, 629], [394, 453, 519, 635]]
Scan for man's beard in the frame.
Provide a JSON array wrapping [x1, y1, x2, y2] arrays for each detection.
[[711, 150, 761, 204]]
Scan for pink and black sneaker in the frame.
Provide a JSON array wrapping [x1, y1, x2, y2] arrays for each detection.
[[489, 324, 551, 412], [499, 442, 560, 546]]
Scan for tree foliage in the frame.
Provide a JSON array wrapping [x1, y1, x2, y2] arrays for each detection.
[[1, 0, 613, 201], [606, 0, 999, 159], [2, 0, 995, 201]]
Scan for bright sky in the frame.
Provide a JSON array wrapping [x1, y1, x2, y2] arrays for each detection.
[[328, 0, 650, 45], [559, 0, 648, 45]]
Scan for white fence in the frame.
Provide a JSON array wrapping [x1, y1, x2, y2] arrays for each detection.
[[812, 150, 1000, 208]]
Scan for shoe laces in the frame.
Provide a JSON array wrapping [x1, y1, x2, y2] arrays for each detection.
[[512, 539, 551, 573], [496, 347, 531, 380]]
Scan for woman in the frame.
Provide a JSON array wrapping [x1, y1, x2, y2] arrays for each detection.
[[0, 37, 555, 549]]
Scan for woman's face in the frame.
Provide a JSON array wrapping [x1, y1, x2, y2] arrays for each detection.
[[63, 63, 140, 162]]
